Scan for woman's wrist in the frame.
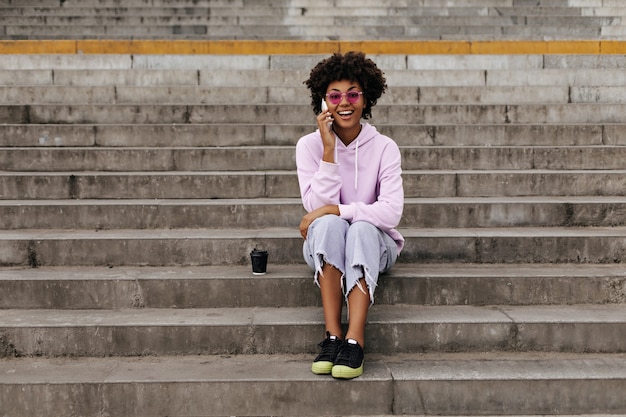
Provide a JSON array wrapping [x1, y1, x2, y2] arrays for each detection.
[[322, 150, 335, 163]]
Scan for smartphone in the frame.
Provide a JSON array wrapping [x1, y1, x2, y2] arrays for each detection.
[[321, 99, 332, 130]]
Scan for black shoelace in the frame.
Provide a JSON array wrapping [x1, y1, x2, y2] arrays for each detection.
[[336, 340, 362, 365], [317, 336, 341, 359]]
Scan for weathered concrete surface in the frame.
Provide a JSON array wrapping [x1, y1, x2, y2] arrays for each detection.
[[1, 353, 626, 416]]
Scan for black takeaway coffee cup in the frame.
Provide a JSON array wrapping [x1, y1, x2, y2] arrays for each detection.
[[250, 248, 268, 275]]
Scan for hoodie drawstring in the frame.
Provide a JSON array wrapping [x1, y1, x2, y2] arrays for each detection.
[[331, 127, 360, 190], [354, 139, 359, 190]]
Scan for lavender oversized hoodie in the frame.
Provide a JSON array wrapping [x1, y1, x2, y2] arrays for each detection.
[[296, 122, 404, 252]]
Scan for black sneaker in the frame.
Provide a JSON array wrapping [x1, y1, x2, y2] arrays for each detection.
[[311, 331, 343, 375], [331, 339, 364, 379]]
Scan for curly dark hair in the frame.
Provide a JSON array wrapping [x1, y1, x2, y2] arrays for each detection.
[[304, 51, 387, 120]]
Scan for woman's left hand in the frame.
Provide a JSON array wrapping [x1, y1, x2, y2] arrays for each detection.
[[299, 205, 340, 239]]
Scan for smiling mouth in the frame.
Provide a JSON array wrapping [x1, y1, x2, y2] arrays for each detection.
[[338, 111, 354, 118]]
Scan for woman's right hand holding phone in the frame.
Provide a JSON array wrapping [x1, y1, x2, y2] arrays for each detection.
[[318, 99, 335, 163]]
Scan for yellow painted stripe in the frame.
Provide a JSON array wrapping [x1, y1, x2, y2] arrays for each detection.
[[1, 39, 626, 55], [0, 40, 77, 54]]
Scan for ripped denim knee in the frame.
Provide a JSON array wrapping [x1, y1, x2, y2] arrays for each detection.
[[302, 215, 349, 286], [344, 221, 398, 305]]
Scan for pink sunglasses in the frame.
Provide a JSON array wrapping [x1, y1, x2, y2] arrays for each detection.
[[325, 91, 363, 105]]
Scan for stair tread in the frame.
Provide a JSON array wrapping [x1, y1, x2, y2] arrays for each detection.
[[5, 169, 626, 174], [4, 196, 626, 204], [4, 103, 626, 125], [6, 68, 626, 89], [4, 84, 616, 106], [3, 352, 626, 384], [2, 262, 624, 281], [5, 226, 626, 239], [1, 262, 624, 309], [2, 53, 625, 71], [2, 352, 625, 416], [1, 304, 624, 327]]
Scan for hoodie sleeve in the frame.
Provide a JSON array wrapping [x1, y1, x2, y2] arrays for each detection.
[[296, 131, 342, 212], [338, 140, 404, 232]]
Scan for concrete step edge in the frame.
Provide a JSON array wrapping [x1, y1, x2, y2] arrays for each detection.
[[4, 85, 606, 105], [0, 123, 617, 147], [3, 262, 626, 281], [14, 145, 625, 158], [5, 144, 626, 149], [5, 170, 626, 200], [30, 17, 613, 23], [7, 196, 626, 230], [5, 195, 626, 205], [6, 68, 626, 88], [1, 304, 624, 356], [3, 351, 625, 382], [5, 145, 626, 172], [1, 263, 624, 309], [2, 304, 622, 326], [5, 226, 626, 239], [6, 226, 626, 266], [5, 169, 626, 175], [2, 353, 625, 416], [4, 103, 626, 125]]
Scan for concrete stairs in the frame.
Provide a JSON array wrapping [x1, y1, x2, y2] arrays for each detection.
[[2, 0, 626, 416], [2, 50, 626, 415], [2, 0, 626, 40]]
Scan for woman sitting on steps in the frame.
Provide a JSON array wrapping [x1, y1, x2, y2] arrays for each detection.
[[296, 51, 405, 380]]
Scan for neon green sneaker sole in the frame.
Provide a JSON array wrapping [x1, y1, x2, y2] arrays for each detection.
[[331, 362, 363, 379], [311, 360, 334, 375]]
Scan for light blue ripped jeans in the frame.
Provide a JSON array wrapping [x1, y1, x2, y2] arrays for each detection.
[[302, 215, 398, 305]]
